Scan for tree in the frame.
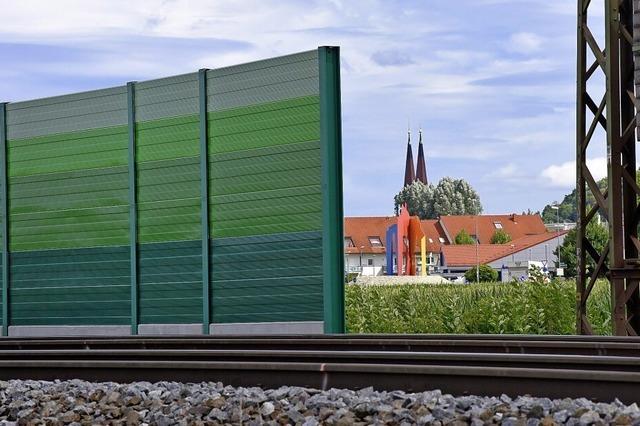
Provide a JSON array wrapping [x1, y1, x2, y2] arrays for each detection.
[[553, 221, 608, 278], [455, 229, 475, 245], [490, 229, 512, 244], [393, 177, 482, 219], [432, 177, 482, 217], [393, 181, 433, 218], [540, 170, 640, 224], [465, 264, 498, 283]]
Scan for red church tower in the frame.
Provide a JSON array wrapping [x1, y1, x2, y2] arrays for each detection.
[[415, 128, 428, 185], [403, 130, 415, 187]]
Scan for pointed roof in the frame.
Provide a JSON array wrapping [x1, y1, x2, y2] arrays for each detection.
[[416, 128, 427, 185], [404, 130, 415, 187]]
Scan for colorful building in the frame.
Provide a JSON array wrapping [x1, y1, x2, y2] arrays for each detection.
[[346, 127, 568, 279], [344, 213, 567, 279]]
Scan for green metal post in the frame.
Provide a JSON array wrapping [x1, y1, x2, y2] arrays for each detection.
[[198, 69, 211, 334], [319, 46, 345, 333], [0, 103, 8, 337], [127, 83, 139, 335]]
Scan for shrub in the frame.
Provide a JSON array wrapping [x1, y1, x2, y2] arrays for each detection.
[[490, 229, 512, 244], [454, 229, 475, 245], [345, 272, 359, 284], [464, 264, 498, 283]]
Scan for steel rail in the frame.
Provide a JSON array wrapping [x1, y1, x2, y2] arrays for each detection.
[[0, 359, 636, 403], [0, 335, 638, 356], [0, 349, 637, 372], [0, 336, 638, 401]]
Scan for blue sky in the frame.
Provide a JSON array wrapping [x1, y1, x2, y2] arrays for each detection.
[[0, 0, 608, 216]]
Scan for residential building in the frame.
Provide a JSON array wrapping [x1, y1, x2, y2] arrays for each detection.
[[344, 128, 566, 280], [440, 231, 566, 279], [344, 214, 567, 279]]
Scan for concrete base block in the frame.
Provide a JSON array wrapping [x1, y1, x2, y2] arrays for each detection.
[[210, 321, 324, 335], [138, 323, 202, 335], [8, 325, 130, 337]]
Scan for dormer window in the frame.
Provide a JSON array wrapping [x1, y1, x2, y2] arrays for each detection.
[[344, 237, 355, 248], [494, 222, 503, 229], [368, 236, 383, 247]]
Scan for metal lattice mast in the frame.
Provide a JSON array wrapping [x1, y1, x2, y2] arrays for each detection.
[[577, 0, 640, 336]]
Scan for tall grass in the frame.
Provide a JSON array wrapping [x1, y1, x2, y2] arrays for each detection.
[[345, 280, 612, 335]]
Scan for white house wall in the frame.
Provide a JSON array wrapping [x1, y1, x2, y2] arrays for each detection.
[[345, 253, 386, 273], [488, 235, 567, 270], [344, 252, 440, 274]]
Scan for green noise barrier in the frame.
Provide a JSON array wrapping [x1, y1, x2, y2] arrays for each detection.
[[0, 47, 344, 336]]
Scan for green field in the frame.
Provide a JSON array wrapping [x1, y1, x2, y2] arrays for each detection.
[[345, 280, 612, 335]]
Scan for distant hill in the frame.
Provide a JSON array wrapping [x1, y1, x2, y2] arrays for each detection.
[[540, 172, 639, 223], [540, 177, 604, 223]]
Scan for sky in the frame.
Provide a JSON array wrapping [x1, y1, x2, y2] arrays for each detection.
[[0, 0, 609, 217]]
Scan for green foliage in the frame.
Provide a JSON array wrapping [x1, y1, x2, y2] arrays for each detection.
[[464, 264, 498, 283], [554, 221, 609, 278], [393, 177, 482, 219], [490, 229, 512, 244], [454, 229, 475, 245], [345, 272, 359, 284], [432, 177, 483, 217], [527, 265, 548, 285], [345, 279, 612, 335], [540, 171, 640, 223], [393, 181, 433, 218]]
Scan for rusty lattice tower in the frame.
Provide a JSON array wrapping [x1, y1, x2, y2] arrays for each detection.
[[577, 0, 640, 335]]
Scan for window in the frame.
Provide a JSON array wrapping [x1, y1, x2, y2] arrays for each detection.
[[494, 222, 503, 229], [367, 258, 373, 266], [438, 237, 445, 243], [344, 237, 355, 248], [368, 236, 383, 247]]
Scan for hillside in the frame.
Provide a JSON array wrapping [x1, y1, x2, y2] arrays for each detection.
[[540, 172, 639, 223]]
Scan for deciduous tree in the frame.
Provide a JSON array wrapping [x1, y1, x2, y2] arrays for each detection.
[[490, 229, 512, 244], [455, 229, 475, 245], [393, 178, 482, 219], [553, 221, 608, 277]]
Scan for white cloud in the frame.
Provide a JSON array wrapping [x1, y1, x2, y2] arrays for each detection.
[[490, 163, 519, 179], [507, 32, 544, 54], [541, 157, 607, 188], [0, 0, 582, 216]]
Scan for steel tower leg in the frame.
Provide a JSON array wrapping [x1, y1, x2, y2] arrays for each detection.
[[577, 0, 640, 336]]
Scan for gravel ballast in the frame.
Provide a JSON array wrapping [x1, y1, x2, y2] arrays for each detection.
[[0, 379, 638, 425]]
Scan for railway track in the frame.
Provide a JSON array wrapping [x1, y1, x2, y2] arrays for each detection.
[[0, 334, 637, 403]]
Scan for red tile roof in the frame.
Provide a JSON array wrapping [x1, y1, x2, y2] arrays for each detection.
[[344, 216, 449, 254], [344, 214, 554, 257], [344, 216, 396, 254], [441, 231, 567, 267], [418, 219, 447, 253], [438, 214, 547, 244]]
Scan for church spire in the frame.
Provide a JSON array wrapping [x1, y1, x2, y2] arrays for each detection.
[[403, 129, 415, 187], [415, 128, 428, 185]]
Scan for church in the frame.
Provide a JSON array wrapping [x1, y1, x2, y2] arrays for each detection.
[[344, 130, 568, 281], [403, 129, 428, 187]]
